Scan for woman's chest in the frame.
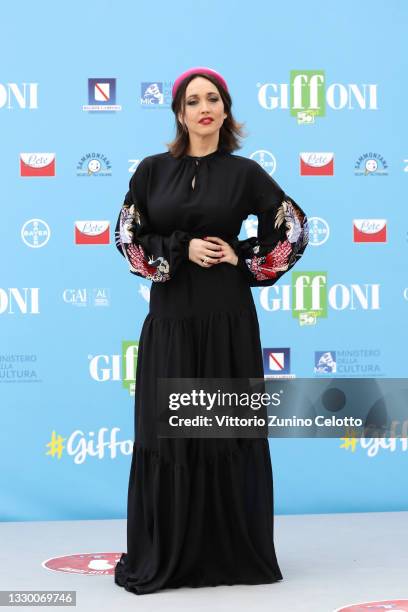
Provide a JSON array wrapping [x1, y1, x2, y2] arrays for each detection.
[[146, 159, 250, 234]]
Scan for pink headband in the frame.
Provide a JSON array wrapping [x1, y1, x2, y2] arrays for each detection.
[[172, 66, 229, 99]]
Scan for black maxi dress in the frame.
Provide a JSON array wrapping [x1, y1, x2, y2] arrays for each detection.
[[114, 146, 309, 595]]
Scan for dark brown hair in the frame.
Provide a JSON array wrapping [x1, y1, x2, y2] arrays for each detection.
[[165, 73, 248, 159]]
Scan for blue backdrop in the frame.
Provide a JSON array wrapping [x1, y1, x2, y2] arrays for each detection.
[[2, 0, 407, 521]]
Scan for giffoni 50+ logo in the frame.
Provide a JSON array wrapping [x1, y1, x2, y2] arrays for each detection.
[[257, 272, 381, 325], [88, 341, 139, 394], [257, 70, 378, 124]]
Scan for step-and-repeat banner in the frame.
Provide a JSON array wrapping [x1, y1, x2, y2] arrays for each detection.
[[2, 1, 407, 520]]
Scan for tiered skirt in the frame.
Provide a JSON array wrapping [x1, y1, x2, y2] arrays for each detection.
[[114, 260, 283, 594]]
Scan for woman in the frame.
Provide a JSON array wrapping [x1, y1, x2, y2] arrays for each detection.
[[114, 66, 309, 595]]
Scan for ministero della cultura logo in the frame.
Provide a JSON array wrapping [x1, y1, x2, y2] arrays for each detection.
[[257, 70, 378, 124]]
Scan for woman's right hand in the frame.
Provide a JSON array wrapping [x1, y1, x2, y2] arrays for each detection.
[[188, 238, 223, 268]]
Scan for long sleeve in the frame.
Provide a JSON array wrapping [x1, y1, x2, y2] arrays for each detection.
[[230, 161, 309, 287], [114, 157, 192, 282]]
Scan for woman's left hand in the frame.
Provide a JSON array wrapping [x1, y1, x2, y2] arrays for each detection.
[[203, 236, 238, 266]]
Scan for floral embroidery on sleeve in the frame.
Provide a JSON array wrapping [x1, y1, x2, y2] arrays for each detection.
[[116, 201, 171, 282], [243, 195, 309, 283]]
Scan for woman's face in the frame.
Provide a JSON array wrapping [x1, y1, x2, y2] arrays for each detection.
[[178, 76, 227, 139]]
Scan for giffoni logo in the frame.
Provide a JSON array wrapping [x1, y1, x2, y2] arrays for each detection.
[[0, 288, 40, 314], [258, 272, 380, 320], [292, 272, 328, 319], [88, 341, 139, 394], [121, 340, 139, 393], [0, 83, 39, 109], [257, 70, 378, 124]]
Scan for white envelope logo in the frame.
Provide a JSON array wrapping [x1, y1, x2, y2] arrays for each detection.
[[20, 153, 55, 168], [300, 152, 334, 167], [75, 221, 110, 244], [353, 219, 386, 233]]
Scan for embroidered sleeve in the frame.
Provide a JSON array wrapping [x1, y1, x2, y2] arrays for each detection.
[[230, 161, 309, 287], [114, 157, 192, 282]]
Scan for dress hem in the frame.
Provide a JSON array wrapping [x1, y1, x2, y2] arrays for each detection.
[[114, 554, 283, 595]]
